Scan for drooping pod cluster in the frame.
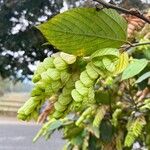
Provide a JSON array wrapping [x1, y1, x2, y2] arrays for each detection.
[[52, 73, 79, 119], [74, 105, 107, 128], [75, 105, 96, 127], [71, 48, 127, 109], [124, 116, 146, 147], [93, 106, 108, 128], [71, 63, 99, 109], [111, 108, 122, 127], [17, 52, 76, 121], [32, 57, 54, 83]]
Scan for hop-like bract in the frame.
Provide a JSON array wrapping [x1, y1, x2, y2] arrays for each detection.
[[17, 52, 77, 121]]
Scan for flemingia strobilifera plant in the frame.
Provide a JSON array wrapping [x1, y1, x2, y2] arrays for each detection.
[[17, 6, 150, 150]]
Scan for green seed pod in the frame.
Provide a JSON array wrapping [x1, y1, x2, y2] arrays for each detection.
[[47, 68, 61, 81], [102, 57, 115, 72], [82, 106, 95, 117], [31, 87, 44, 97], [32, 74, 41, 83], [92, 59, 104, 68], [36, 81, 48, 90], [70, 101, 82, 111], [54, 101, 66, 112], [58, 95, 72, 105], [53, 111, 63, 119], [76, 106, 95, 126], [60, 52, 76, 64], [80, 71, 93, 87], [88, 87, 95, 103], [17, 113, 27, 121], [62, 87, 72, 96], [41, 72, 52, 83], [45, 86, 53, 97], [85, 114, 91, 119], [36, 63, 46, 74], [60, 71, 71, 84], [32, 110, 39, 121], [21, 97, 38, 114], [65, 79, 75, 89], [53, 56, 67, 70], [93, 106, 107, 127], [51, 52, 60, 58], [71, 89, 83, 102], [112, 108, 122, 127], [43, 57, 54, 69], [26, 115, 32, 121], [51, 80, 62, 92], [32, 96, 45, 101], [75, 80, 88, 96], [86, 63, 99, 80], [22, 97, 39, 115]]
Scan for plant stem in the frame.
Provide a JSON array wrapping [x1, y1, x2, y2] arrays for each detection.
[[122, 42, 150, 51], [94, 0, 150, 24]]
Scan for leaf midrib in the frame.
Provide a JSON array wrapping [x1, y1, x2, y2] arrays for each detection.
[[49, 29, 126, 43]]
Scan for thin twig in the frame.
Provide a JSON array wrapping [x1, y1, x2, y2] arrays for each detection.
[[94, 0, 150, 24], [130, 42, 150, 47], [122, 42, 150, 51]]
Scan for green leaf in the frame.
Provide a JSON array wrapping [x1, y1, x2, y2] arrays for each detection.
[[135, 71, 150, 83], [44, 120, 63, 140], [70, 133, 83, 146], [122, 59, 148, 80], [95, 91, 110, 104], [48, 120, 63, 131], [38, 8, 127, 56], [100, 120, 114, 143], [63, 127, 83, 139]]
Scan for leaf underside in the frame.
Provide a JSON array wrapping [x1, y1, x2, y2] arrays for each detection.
[[38, 8, 127, 56], [122, 59, 148, 80]]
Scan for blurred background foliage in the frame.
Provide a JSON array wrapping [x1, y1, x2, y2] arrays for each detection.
[[0, 0, 149, 81]]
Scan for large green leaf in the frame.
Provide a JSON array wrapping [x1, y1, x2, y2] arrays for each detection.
[[135, 71, 150, 83], [122, 59, 148, 80], [100, 120, 114, 143], [38, 8, 127, 56]]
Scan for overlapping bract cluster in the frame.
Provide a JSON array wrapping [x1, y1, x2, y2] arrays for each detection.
[[71, 48, 128, 111], [53, 74, 79, 119], [18, 48, 134, 149], [18, 48, 128, 121], [71, 63, 99, 110], [125, 116, 146, 147], [17, 52, 76, 121]]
